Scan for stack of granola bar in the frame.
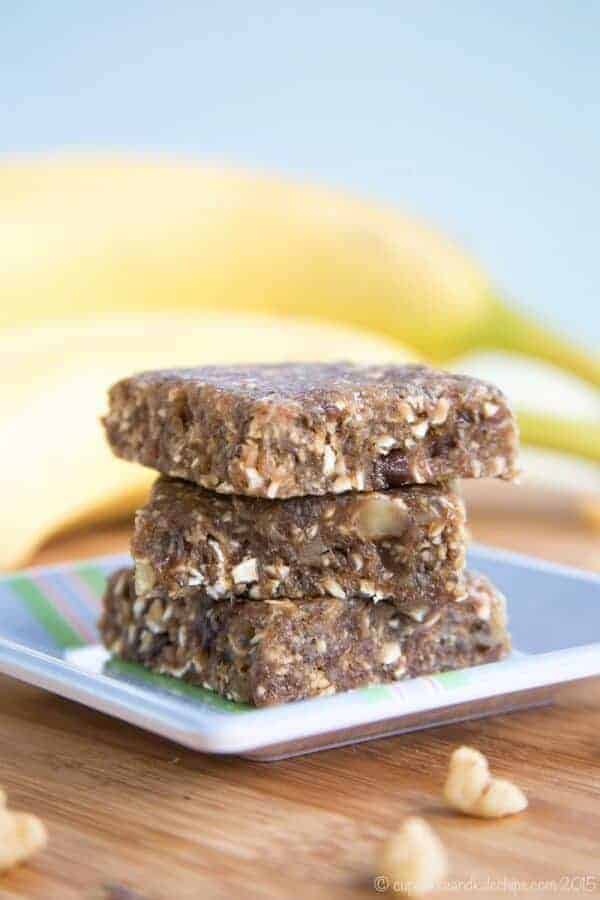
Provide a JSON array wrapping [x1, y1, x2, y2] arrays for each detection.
[[100, 363, 518, 706]]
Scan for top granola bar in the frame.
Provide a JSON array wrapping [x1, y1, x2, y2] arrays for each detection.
[[103, 362, 519, 498]]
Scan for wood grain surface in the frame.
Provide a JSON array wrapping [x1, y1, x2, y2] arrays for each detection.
[[1, 511, 599, 900]]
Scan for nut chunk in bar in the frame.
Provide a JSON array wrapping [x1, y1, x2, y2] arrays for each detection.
[[100, 569, 510, 707], [132, 476, 468, 613], [103, 363, 519, 499]]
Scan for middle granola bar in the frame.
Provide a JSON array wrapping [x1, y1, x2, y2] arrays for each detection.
[[132, 476, 467, 614]]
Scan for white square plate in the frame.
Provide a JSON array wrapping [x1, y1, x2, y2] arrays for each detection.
[[0, 545, 598, 760]]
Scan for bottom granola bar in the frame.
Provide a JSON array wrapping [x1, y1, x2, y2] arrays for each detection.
[[100, 570, 510, 707]]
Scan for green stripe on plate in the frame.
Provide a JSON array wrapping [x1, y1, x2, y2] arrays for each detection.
[[432, 669, 472, 688], [9, 577, 86, 649], [361, 685, 395, 703], [105, 658, 252, 713], [75, 565, 108, 598]]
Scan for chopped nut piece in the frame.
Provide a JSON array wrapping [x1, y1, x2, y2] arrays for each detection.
[[377, 817, 447, 898], [380, 642, 402, 665], [244, 467, 264, 492], [354, 470, 366, 490], [232, 558, 258, 584], [350, 552, 364, 572], [266, 480, 281, 499], [411, 420, 429, 439], [398, 400, 416, 424], [354, 495, 408, 541], [322, 577, 346, 600], [332, 475, 353, 493], [134, 560, 156, 597], [430, 397, 450, 425], [322, 444, 336, 475], [146, 599, 166, 634], [0, 790, 47, 872], [483, 401, 499, 419], [207, 538, 225, 564], [444, 746, 528, 818], [407, 606, 427, 623], [376, 435, 397, 454]]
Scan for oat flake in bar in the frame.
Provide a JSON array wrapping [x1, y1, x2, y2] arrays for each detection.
[[132, 476, 467, 614], [103, 363, 519, 499], [100, 569, 510, 707]]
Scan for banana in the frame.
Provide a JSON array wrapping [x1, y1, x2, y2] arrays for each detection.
[[0, 313, 414, 568], [2, 156, 598, 386], [2, 158, 597, 565]]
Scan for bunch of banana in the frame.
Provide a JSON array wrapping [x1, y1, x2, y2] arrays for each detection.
[[2, 157, 598, 384], [1, 157, 597, 566]]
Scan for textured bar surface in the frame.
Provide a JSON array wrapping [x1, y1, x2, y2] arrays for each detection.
[[132, 476, 467, 613], [103, 363, 519, 498], [100, 569, 510, 707]]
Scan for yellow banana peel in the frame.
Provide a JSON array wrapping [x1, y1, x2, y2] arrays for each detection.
[[0, 313, 415, 569], [2, 157, 598, 386], [1, 157, 597, 568], [516, 410, 600, 464]]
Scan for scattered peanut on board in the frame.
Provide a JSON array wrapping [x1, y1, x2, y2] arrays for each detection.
[[0, 786, 47, 872], [376, 745, 528, 896]]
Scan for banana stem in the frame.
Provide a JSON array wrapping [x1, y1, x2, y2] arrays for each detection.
[[485, 298, 600, 388], [517, 409, 600, 463]]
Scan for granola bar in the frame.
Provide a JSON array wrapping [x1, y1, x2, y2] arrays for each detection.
[[100, 569, 510, 707], [103, 363, 519, 498], [132, 476, 467, 613]]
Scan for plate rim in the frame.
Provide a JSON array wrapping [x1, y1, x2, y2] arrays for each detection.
[[1, 544, 599, 755]]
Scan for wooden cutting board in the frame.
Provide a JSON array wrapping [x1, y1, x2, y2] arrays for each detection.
[[0, 512, 599, 900]]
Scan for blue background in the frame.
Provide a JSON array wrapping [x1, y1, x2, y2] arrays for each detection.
[[3, 2, 599, 345]]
